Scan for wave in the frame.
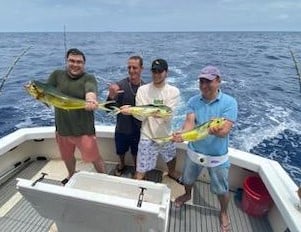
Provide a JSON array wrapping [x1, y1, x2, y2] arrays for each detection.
[[1, 31, 301, 184]]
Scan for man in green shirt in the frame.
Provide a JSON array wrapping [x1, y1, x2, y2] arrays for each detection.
[[47, 48, 105, 184]]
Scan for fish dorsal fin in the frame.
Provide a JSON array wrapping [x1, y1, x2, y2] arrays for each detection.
[[146, 104, 160, 107], [42, 102, 50, 108], [147, 103, 169, 107], [195, 120, 209, 129]]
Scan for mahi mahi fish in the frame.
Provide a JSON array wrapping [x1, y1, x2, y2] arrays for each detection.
[[111, 104, 173, 118], [24, 80, 114, 111], [152, 118, 226, 143]]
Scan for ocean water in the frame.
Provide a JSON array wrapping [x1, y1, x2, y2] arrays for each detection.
[[0, 32, 301, 185]]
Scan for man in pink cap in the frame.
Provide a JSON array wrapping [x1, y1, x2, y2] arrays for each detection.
[[172, 65, 238, 232]]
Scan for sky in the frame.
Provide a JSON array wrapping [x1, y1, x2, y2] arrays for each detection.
[[0, 0, 301, 32]]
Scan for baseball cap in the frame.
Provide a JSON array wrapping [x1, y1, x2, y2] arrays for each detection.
[[151, 59, 168, 72], [198, 65, 221, 80]]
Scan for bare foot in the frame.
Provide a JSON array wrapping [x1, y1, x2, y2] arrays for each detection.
[[220, 212, 230, 232], [175, 193, 191, 208], [167, 170, 181, 180]]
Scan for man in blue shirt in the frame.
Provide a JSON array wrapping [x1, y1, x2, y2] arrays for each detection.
[[172, 65, 238, 232]]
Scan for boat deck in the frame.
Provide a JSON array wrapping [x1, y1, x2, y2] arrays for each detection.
[[0, 158, 272, 232]]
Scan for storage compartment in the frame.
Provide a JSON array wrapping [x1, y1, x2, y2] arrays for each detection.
[[17, 171, 171, 232]]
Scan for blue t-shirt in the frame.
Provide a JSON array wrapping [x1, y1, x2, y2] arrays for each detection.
[[187, 90, 238, 156]]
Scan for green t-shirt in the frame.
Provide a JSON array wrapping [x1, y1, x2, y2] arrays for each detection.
[[47, 70, 98, 136]]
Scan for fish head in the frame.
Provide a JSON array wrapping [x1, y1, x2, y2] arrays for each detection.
[[209, 118, 226, 129], [24, 80, 45, 99], [159, 105, 173, 117]]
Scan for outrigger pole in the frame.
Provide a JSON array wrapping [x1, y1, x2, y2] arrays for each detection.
[[289, 49, 301, 92], [0, 46, 32, 94], [64, 25, 67, 65]]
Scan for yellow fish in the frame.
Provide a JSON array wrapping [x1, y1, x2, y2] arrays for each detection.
[[25, 80, 114, 111], [152, 118, 226, 143], [111, 104, 172, 118]]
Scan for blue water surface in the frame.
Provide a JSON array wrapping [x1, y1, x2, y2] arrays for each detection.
[[0, 31, 301, 185]]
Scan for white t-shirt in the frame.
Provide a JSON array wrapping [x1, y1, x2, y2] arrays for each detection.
[[135, 82, 180, 138]]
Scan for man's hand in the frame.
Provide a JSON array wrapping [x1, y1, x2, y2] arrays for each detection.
[[208, 124, 223, 135], [85, 92, 98, 111], [171, 131, 184, 143], [208, 118, 233, 137], [85, 99, 98, 111], [108, 84, 124, 99], [119, 105, 132, 115]]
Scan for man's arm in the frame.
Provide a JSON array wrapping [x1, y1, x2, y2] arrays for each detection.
[[172, 112, 196, 142]]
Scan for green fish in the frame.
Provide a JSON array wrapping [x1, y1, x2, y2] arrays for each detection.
[[152, 118, 226, 143], [111, 104, 172, 118], [24, 80, 114, 111]]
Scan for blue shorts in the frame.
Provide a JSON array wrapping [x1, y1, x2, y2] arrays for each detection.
[[180, 154, 230, 195], [115, 131, 140, 156], [136, 139, 176, 173]]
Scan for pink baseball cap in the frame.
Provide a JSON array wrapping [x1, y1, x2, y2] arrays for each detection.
[[198, 65, 221, 80]]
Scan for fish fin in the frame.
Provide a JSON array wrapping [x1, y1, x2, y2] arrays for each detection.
[[98, 100, 116, 112], [42, 102, 51, 108], [110, 106, 121, 115], [151, 136, 171, 144], [98, 105, 114, 112]]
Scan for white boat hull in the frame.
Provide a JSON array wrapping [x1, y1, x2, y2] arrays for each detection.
[[0, 126, 300, 232]]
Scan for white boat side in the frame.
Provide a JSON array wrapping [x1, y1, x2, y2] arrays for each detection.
[[0, 126, 300, 232]]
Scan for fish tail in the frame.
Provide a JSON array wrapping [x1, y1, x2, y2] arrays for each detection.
[[98, 105, 114, 112], [98, 100, 116, 112], [102, 105, 120, 115], [110, 106, 121, 115]]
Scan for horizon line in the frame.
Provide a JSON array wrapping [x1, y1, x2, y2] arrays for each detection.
[[0, 30, 301, 33]]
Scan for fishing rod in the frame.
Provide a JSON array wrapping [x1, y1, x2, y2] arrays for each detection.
[[63, 25, 67, 65], [0, 46, 32, 94], [289, 49, 301, 92]]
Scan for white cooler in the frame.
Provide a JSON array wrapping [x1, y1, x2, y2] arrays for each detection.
[[17, 171, 171, 232]]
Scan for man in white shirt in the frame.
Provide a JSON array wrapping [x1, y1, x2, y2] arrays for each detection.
[[133, 58, 180, 180]]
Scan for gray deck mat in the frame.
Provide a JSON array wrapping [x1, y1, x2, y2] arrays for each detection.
[[0, 159, 273, 232], [0, 159, 53, 232], [192, 181, 273, 232]]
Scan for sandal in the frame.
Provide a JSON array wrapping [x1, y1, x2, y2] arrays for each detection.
[[114, 164, 126, 176], [168, 174, 183, 185], [61, 178, 69, 185]]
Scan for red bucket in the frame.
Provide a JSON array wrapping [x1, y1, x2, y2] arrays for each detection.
[[242, 176, 273, 217]]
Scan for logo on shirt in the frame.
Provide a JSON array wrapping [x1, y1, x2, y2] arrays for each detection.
[[153, 99, 163, 105]]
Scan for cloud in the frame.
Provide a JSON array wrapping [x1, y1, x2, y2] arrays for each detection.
[[0, 0, 300, 32]]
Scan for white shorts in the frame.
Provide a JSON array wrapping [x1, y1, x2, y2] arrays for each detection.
[[136, 138, 176, 173]]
